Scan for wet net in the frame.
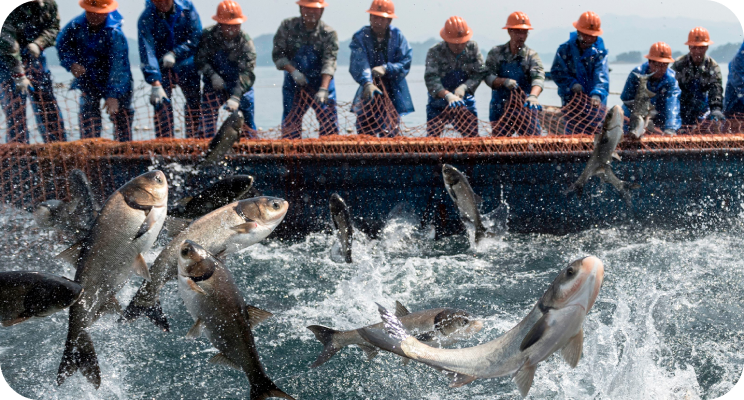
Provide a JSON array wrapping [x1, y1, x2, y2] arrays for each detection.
[[2, 72, 744, 211]]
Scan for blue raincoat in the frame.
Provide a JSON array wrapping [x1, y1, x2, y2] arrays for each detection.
[[621, 62, 682, 132], [349, 26, 414, 116], [57, 11, 133, 99], [137, 0, 201, 85], [551, 32, 610, 105], [724, 41, 744, 115]]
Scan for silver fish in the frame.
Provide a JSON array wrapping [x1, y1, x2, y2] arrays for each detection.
[[565, 105, 639, 208], [442, 164, 491, 243], [177, 240, 295, 400], [0, 271, 83, 327], [329, 193, 352, 263], [307, 301, 483, 368], [628, 72, 656, 139], [359, 256, 605, 398], [121, 197, 289, 332], [199, 110, 244, 167], [33, 169, 99, 239], [56, 170, 169, 388]]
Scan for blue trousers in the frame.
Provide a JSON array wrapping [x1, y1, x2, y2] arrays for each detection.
[[154, 62, 201, 138], [79, 91, 134, 141]]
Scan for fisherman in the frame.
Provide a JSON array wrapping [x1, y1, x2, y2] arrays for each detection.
[[0, 0, 66, 143], [424, 16, 486, 137], [195, 1, 257, 137], [484, 11, 545, 136], [550, 11, 609, 135], [273, 0, 339, 139], [57, 0, 134, 141], [349, 0, 413, 137], [138, 0, 203, 138], [670, 27, 724, 126], [724, 40, 744, 117], [621, 42, 681, 135]]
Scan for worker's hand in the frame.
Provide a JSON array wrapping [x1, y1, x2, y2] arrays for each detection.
[[150, 84, 169, 106], [445, 92, 464, 108], [13, 75, 32, 95], [663, 129, 676, 136], [502, 79, 518, 90], [590, 95, 602, 108], [161, 52, 176, 69], [571, 83, 583, 93], [26, 43, 41, 59], [210, 73, 225, 91], [709, 109, 726, 121], [71, 63, 86, 78], [453, 84, 468, 99], [104, 98, 119, 115], [524, 94, 541, 111], [371, 65, 386, 78], [363, 83, 382, 101], [315, 87, 329, 105], [291, 69, 308, 86], [224, 95, 240, 111]]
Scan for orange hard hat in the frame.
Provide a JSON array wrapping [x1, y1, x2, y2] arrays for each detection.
[[440, 16, 473, 44], [685, 26, 713, 46], [503, 11, 533, 30], [79, 0, 118, 13], [296, 0, 329, 8], [213, 0, 246, 24], [573, 11, 603, 36], [367, 0, 397, 19], [645, 42, 675, 63]]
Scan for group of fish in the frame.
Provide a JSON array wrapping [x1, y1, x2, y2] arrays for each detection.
[[0, 107, 635, 398]]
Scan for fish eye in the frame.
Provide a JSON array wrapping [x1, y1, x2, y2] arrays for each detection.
[[566, 267, 575, 277], [272, 201, 280, 210], [462, 318, 469, 325], [181, 247, 190, 257]]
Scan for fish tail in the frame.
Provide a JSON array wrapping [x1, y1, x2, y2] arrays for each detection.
[[306, 325, 342, 368], [248, 370, 295, 400], [563, 182, 584, 198], [57, 328, 101, 389], [120, 282, 170, 332]]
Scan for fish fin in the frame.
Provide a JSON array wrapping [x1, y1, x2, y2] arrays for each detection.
[[520, 314, 549, 351], [186, 319, 205, 339], [132, 253, 151, 281], [209, 352, 241, 371], [250, 374, 296, 400], [513, 363, 537, 398], [1, 316, 31, 327], [186, 279, 207, 295], [120, 300, 170, 332], [95, 296, 122, 322], [561, 329, 584, 368], [612, 151, 622, 161], [376, 303, 410, 341], [447, 372, 477, 388], [56, 241, 84, 265], [244, 305, 273, 326], [134, 207, 158, 240], [563, 182, 584, 198], [474, 193, 483, 205], [165, 217, 192, 237], [358, 344, 379, 361], [231, 221, 258, 233], [394, 301, 411, 317], [306, 325, 342, 368], [57, 329, 101, 389], [176, 196, 193, 207], [400, 356, 411, 366], [357, 327, 406, 358]]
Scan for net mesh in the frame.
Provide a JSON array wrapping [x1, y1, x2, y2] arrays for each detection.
[[2, 74, 744, 211]]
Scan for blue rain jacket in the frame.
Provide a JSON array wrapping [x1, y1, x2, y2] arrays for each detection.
[[724, 41, 744, 114], [621, 62, 682, 131], [551, 32, 610, 105], [57, 11, 132, 99], [137, 0, 202, 85], [349, 26, 414, 115]]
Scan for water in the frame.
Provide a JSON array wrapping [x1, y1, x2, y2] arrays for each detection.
[[0, 202, 742, 399]]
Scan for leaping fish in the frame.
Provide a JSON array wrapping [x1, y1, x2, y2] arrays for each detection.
[[329, 193, 353, 263], [627, 72, 656, 139], [442, 164, 495, 243]]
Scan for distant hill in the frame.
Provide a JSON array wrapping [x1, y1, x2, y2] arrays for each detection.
[[45, 37, 141, 68]]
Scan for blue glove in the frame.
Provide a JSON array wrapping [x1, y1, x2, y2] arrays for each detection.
[[445, 93, 465, 108], [524, 94, 542, 111]]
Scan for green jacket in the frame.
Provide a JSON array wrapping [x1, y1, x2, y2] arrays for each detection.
[[424, 41, 486, 97], [0, 0, 60, 75], [272, 17, 338, 77], [195, 25, 257, 97]]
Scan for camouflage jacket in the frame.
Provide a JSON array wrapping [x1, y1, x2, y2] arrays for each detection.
[[0, 0, 60, 74], [424, 41, 486, 97], [671, 54, 723, 110], [272, 17, 338, 76], [485, 42, 545, 89], [195, 25, 256, 97]]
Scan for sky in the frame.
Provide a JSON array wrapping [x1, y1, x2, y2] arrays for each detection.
[[1, 0, 742, 44]]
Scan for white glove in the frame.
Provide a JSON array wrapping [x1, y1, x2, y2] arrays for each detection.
[[524, 94, 541, 110], [224, 95, 240, 111], [371, 65, 386, 78], [210, 73, 225, 91], [590, 95, 602, 108], [291, 69, 308, 86], [13, 75, 32, 95], [161, 52, 176, 69], [502, 79, 518, 90], [363, 83, 382, 100], [315, 88, 329, 104], [453, 84, 468, 99], [26, 43, 41, 59], [663, 129, 676, 136], [150, 85, 169, 106], [445, 92, 464, 108], [571, 83, 583, 93]]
